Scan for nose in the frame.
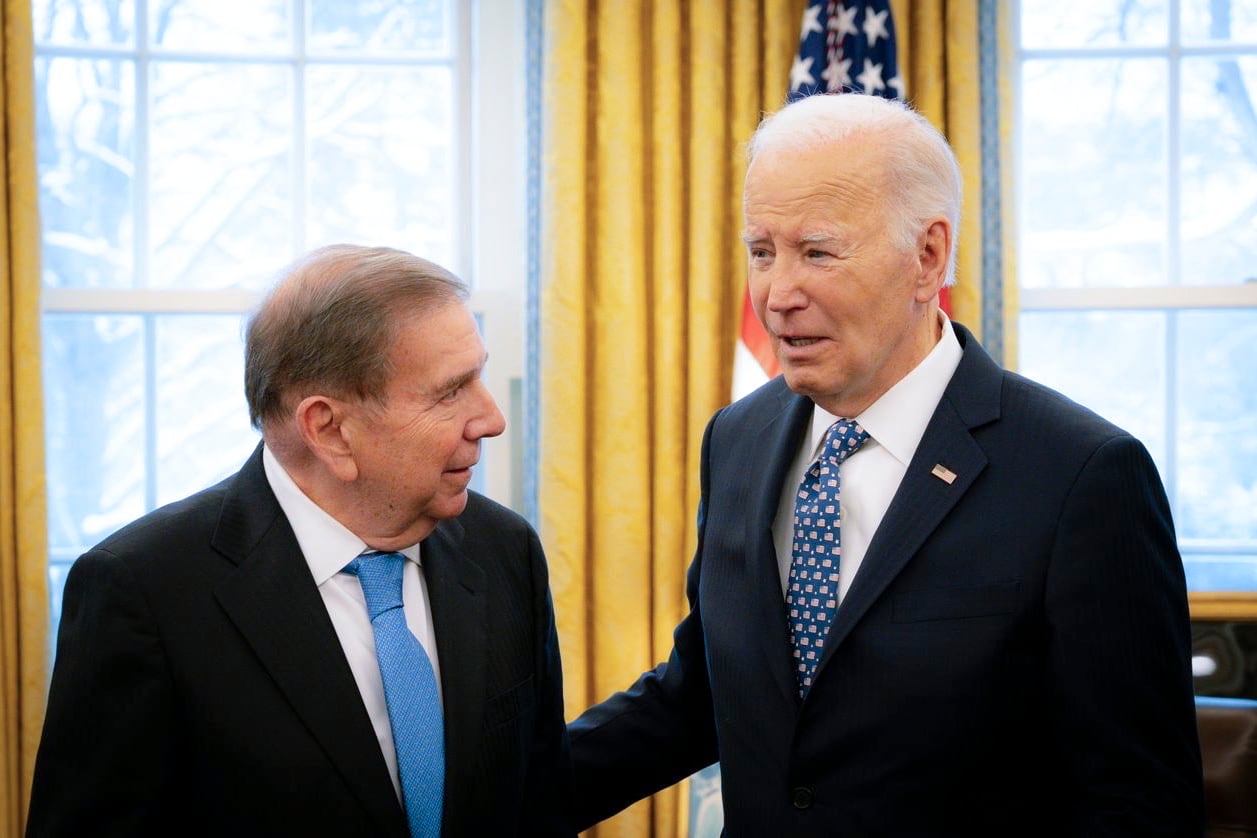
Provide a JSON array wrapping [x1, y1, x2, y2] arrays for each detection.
[[469, 382, 506, 440], [762, 260, 808, 314]]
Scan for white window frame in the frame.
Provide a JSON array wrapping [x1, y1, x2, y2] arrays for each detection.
[[39, 0, 529, 509], [1011, 0, 1257, 573]]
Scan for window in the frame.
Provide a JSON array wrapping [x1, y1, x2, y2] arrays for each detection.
[[1013, 0, 1257, 593], [35, 0, 529, 631]]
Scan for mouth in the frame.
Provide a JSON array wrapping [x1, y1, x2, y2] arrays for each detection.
[[773, 332, 829, 365]]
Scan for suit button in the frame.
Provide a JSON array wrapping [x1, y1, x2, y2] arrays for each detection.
[[792, 786, 814, 809]]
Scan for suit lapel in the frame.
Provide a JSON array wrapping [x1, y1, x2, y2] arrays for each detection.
[[744, 385, 815, 708], [813, 323, 1004, 682], [211, 446, 407, 837], [419, 516, 486, 821]]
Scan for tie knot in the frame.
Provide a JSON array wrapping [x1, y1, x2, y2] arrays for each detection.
[[820, 419, 869, 467], [345, 551, 407, 621]]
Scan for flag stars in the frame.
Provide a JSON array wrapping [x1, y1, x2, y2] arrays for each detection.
[[823, 54, 853, 93], [856, 59, 885, 94], [800, 3, 823, 40], [790, 55, 817, 91], [829, 5, 860, 39], [863, 7, 890, 46], [793, 1, 900, 103]]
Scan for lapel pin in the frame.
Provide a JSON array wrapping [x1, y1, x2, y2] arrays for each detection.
[[931, 464, 957, 485]]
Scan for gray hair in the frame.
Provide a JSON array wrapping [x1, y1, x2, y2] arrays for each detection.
[[245, 244, 469, 429], [748, 94, 962, 286]]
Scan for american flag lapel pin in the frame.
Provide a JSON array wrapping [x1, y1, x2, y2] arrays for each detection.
[[931, 463, 957, 485]]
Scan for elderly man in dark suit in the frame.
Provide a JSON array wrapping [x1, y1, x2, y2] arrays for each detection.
[[28, 245, 571, 837], [569, 93, 1204, 836]]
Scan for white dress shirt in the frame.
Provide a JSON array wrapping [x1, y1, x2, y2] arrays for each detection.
[[262, 445, 443, 803], [772, 313, 963, 602]]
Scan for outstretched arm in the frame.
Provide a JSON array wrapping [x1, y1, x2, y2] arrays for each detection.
[[566, 415, 724, 830]]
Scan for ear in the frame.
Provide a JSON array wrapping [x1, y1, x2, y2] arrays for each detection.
[[914, 218, 951, 303], [294, 395, 360, 482]]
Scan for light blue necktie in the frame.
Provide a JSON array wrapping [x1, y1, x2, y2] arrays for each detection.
[[786, 419, 869, 697], [345, 551, 444, 838]]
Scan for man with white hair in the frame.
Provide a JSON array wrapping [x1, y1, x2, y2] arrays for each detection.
[[569, 94, 1203, 835]]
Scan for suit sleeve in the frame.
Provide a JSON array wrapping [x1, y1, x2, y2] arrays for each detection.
[[566, 413, 722, 830], [1044, 434, 1205, 834], [27, 550, 179, 837], [518, 525, 576, 836]]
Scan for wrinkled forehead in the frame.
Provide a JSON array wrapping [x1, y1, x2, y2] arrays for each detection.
[[743, 140, 887, 221]]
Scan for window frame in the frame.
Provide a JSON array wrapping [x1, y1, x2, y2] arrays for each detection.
[[37, 0, 530, 618], [1009, 0, 1257, 616]]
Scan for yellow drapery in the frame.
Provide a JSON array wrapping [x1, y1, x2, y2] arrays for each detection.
[[0, 0, 48, 833], [540, 1, 797, 834], [892, 0, 1017, 359]]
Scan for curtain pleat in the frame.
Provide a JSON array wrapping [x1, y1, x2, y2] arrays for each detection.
[[0, 1, 49, 834], [541, 2, 798, 835]]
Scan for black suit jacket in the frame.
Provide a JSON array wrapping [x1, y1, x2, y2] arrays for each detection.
[[570, 322, 1203, 836], [28, 445, 571, 837]]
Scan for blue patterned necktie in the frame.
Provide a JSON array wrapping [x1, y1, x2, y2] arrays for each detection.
[[786, 419, 870, 698], [345, 551, 444, 838]]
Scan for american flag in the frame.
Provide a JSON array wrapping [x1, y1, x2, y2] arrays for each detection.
[[789, 0, 902, 101], [734, 1, 905, 392]]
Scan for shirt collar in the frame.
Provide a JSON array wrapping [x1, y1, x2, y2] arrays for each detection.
[[806, 311, 963, 466], [262, 444, 420, 586]]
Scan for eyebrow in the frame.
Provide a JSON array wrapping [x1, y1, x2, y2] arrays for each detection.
[[432, 352, 489, 395], [739, 230, 842, 246]]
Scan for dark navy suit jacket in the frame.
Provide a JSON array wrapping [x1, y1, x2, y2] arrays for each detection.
[[570, 322, 1203, 836], [28, 444, 571, 837]]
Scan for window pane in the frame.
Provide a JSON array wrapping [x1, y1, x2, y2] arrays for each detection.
[[1182, 555, 1257, 591], [1182, 0, 1257, 42], [149, 0, 290, 51], [149, 61, 293, 289], [48, 560, 74, 644], [1020, 0, 1167, 48], [307, 65, 455, 266], [1019, 59, 1168, 289], [1180, 56, 1257, 286], [1018, 311, 1168, 472], [36, 57, 136, 289], [309, 0, 452, 55], [42, 314, 146, 555], [155, 315, 259, 504], [33, 0, 134, 47], [1175, 310, 1257, 543]]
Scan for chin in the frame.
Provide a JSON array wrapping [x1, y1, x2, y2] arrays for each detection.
[[432, 490, 470, 520], [781, 368, 822, 398]]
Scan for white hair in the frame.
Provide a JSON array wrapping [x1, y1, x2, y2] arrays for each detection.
[[747, 94, 963, 286]]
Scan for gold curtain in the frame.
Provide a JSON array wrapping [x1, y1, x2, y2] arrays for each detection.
[[892, 0, 1017, 359], [540, 1, 797, 835], [0, 0, 48, 834]]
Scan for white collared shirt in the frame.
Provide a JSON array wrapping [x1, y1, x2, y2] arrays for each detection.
[[262, 445, 443, 803], [772, 313, 964, 602]]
